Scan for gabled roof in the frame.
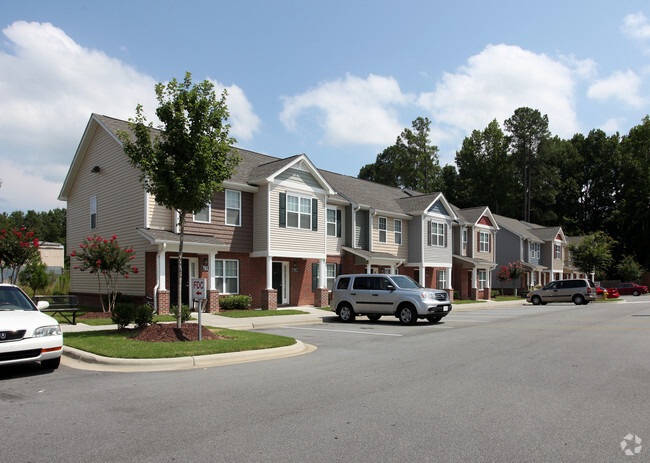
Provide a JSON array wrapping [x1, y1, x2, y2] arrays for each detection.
[[452, 205, 499, 229], [249, 154, 336, 195], [395, 192, 456, 219], [493, 214, 544, 243], [527, 225, 565, 243]]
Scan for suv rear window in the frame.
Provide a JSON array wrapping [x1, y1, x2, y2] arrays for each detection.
[[336, 277, 350, 290]]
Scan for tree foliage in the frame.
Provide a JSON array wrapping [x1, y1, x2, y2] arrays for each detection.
[[19, 254, 50, 297], [616, 255, 644, 282], [119, 72, 240, 327], [0, 227, 40, 284], [568, 232, 614, 277]]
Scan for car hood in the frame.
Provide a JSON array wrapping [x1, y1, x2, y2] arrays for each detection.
[[0, 310, 59, 332]]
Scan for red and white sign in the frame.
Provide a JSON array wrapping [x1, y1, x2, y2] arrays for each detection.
[[191, 278, 207, 301]]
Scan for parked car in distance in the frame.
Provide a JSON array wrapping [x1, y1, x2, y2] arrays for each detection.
[[526, 278, 596, 305], [596, 286, 620, 299], [615, 282, 648, 296], [0, 284, 62, 369], [331, 274, 452, 325]]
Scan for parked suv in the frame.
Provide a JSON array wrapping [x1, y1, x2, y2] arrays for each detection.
[[526, 279, 596, 306], [331, 274, 452, 325]]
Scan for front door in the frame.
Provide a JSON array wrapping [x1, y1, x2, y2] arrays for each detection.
[[272, 261, 289, 305], [170, 257, 199, 307]]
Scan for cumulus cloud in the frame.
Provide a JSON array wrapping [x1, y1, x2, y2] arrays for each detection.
[[0, 21, 260, 212], [280, 73, 413, 146], [622, 12, 650, 45], [209, 80, 260, 142], [418, 44, 581, 139], [587, 70, 645, 107]]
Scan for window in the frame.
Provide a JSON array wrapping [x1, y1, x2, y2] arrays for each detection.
[[479, 231, 490, 252], [437, 270, 447, 289], [431, 222, 445, 246], [478, 269, 487, 290], [194, 203, 211, 223], [287, 194, 311, 229], [337, 277, 350, 290], [90, 196, 97, 230], [378, 217, 387, 243], [225, 190, 241, 226], [535, 243, 541, 259], [215, 259, 238, 294], [327, 263, 337, 291], [462, 229, 468, 245], [327, 208, 337, 236], [555, 244, 562, 260], [394, 219, 402, 245]]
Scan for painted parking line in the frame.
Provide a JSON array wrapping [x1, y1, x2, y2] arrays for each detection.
[[280, 326, 403, 336]]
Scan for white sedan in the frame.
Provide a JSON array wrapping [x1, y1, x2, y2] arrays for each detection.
[[0, 284, 62, 369]]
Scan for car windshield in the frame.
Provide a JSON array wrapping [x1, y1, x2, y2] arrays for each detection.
[[389, 275, 423, 289], [0, 286, 37, 311]]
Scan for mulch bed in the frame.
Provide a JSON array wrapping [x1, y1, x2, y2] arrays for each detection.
[[133, 323, 223, 342], [78, 311, 112, 319]]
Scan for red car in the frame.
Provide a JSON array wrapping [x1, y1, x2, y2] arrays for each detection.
[[616, 282, 649, 296], [596, 287, 620, 298]]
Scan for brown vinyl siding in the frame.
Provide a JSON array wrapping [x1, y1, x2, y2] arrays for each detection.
[[253, 185, 269, 253]]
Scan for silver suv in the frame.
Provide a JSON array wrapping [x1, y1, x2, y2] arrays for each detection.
[[331, 274, 452, 325], [526, 278, 596, 305]]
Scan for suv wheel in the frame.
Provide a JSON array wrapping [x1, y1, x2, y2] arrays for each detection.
[[337, 304, 355, 322], [397, 304, 417, 325], [531, 295, 542, 305], [573, 294, 585, 305], [367, 314, 381, 321]]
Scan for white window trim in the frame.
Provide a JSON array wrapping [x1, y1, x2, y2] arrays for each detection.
[[326, 207, 337, 237], [286, 192, 312, 230], [378, 216, 387, 243], [478, 269, 487, 290], [431, 222, 445, 247], [90, 195, 97, 230], [193, 203, 212, 224], [215, 259, 239, 294], [462, 228, 468, 244], [326, 263, 337, 290], [394, 219, 402, 245], [554, 243, 562, 260], [437, 269, 447, 289], [225, 190, 241, 227], [479, 231, 490, 252]]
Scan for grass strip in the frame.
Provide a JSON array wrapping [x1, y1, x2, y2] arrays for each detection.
[[217, 309, 308, 318], [63, 327, 296, 359]]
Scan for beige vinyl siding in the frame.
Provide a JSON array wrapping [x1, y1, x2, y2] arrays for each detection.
[[253, 185, 269, 253], [275, 167, 322, 190], [326, 206, 345, 255], [148, 193, 173, 230], [474, 228, 494, 261], [372, 215, 408, 259], [67, 127, 155, 296], [269, 183, 326, 254]]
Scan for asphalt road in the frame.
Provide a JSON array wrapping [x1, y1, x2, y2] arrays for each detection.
[[2, 297, 649, 462]]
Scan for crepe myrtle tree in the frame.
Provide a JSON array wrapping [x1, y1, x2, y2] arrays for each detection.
[[0, 227, 40, 284], [70, 235, 138, 313], [119, 72, 240, 328], [495, 265, 511, 295], [508, 261, 524, 296]]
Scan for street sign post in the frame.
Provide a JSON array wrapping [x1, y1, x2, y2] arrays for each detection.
[[191, 278, 207, 341]]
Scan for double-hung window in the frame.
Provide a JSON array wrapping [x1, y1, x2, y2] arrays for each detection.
[[327, 208, 337, 237], [225, 190, 241, 226], [287, 194, 311, 229], [90, 196, 97, 230], [431, 222, 445, 246], [437, 269, 446, 289], [326, 263, 337, 291], [394, 219, 402, 245], [194, 203, 211, 223], [378, 217, 387, 243], [215, 259, 239, 294], [479, 231, 490, 252], [555, 243, 562, 260], [478, 270, 487, 289]]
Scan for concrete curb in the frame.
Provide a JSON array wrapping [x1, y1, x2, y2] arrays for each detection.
[[62, 341, 317, 372]]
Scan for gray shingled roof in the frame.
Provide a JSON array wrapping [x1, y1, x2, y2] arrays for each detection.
[[396, 193, 444, 215], [137, 229, 228, 248], [528, 226, 563, 242], [493, 214, 543, 243], [451, 205, 490, 225]]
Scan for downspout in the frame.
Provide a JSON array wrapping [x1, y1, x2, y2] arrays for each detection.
[[153, 243, 166, 315]]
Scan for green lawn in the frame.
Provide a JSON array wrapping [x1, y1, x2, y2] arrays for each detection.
[[64, 327, 296, 359], [217, 309, 308, 318], [493, 296, 524, 301], [452, 299, 487, 304]]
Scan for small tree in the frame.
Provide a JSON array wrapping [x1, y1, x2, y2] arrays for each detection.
[[495, 266, 511, 295], [0, 227, 40, 284], [19, 255, 50, 297], [70, 235, 138, 313], [119, 72, 240, 328], [568, 231, 614, 278], [508, 261, 524, 296], [617, 255, 644, 282]]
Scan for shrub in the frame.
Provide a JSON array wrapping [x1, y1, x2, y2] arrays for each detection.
[[219, 295, 252, 310], [453, 291, 460, 300], [112, 302, 135, 329], [491, 290, 500, 298], [171, 304, 192, 323], [134, 304, 154, 328]]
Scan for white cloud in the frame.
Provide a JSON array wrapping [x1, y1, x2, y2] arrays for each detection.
[[587, 70, 645, 107], [0, 160, 63, 212], [599, 118, 625, 134], [418, 44, 581, 140], [622, 12, 650, 45], [0, 21, 260, 212], [280, 73, 413, 146], [209, 80, 260, 142]]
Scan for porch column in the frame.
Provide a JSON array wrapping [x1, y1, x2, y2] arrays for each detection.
[[266, 256, 273, 289], [471, 267, 478, 300], [314, 258, 329, 308], [366, 262, 371, 274], [319, 258, 326, 288], [419, 264, 425, 286], [156, 244, 169, 314], [207, 252, 219, 313], [208, 253, 216, 290], [486, 269, 492, 300], [262, 256, 277, 310]]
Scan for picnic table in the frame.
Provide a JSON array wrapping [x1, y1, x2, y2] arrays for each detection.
[[34, 295, 79, 325]]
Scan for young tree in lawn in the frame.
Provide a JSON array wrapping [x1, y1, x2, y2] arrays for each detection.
[[0, 227, 40, 284], [568, 231, 614, 280], [119, 72, 240, 328], [508, 261, 524, 296], [495, 265, 511, 296], [70, 235, 139, 313], [19, 254, 50, 297]]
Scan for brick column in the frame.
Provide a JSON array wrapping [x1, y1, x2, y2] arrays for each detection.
[[261, 289, 277, 310], [470, 288, 479, 300], [207, 289, 220, 313], [445, 288, 454, 302], [314, 288, 329, 307], [157, 290, 170, 314]]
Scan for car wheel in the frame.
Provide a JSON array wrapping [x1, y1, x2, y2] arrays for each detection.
[[397, 304, 417, 325], [573, 294, 585, 305], [427, 315, 443, 323], [41, 357, 61, 370], [531, 295, 542, 305], [367, 314, 381, 321], [633, 290, 640, 296], [337, 304, 355, 323]]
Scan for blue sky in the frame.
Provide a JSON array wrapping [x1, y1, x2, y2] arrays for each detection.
[[1, 0, 649, 212]]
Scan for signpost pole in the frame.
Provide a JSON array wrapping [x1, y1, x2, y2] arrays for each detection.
[[191, 278, 207, 342]]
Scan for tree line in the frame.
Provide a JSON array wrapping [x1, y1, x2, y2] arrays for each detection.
[[359, 108, 650, 275], [0, 208, 67, 245]]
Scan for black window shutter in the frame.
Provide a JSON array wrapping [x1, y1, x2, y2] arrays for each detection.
[[312, 263, 319, 290], [337, 263, 342, 276], [444, 223, 448, 247], [312, 198, 318, 231], [427, 220, 431, 246], [336, 209, 342, 237], [279, 192, 286, 228]]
